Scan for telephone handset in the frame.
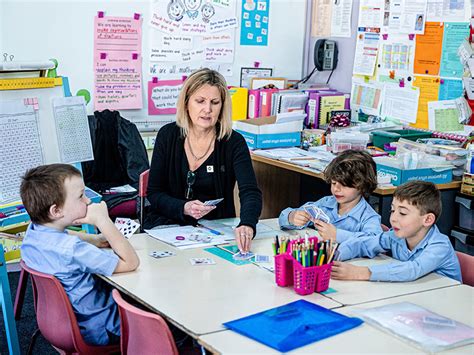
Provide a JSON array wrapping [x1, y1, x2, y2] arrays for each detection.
[[314, 39, 338, 71]]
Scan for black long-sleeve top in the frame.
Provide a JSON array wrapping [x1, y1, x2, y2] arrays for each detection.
[[144, 122, 262, 233]]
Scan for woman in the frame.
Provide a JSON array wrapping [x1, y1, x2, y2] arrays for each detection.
[[145, 68, 262, 252]]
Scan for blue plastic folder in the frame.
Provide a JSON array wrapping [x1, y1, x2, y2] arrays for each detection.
[[223, 300, 363, 352]]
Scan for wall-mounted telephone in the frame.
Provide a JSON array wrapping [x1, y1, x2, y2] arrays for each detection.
[[314, 39, 338, 71]]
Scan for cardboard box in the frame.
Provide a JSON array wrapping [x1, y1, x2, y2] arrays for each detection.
[[234, 116, 303, 149], [376, 164, 453, 186]]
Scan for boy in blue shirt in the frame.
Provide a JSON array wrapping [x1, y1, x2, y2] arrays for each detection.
[[279, 150, 382, 243], [332, 181, 461, 282], [20, 164, 140, 345]]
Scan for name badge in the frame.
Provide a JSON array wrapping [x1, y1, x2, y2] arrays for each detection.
[[206, 165, 214, 173]]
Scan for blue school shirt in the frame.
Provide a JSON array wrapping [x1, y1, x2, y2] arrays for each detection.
[[278, 196, 382, 243], [338, 225, 462, 282], [21, 224, 120, 346]]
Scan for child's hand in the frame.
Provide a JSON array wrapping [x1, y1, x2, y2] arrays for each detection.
[[313, 220, 337, 241], [289, 210, 310, 226], [331, 261, 371, 281], [93, 234, 110, 248], [73, 201, 110, 227]]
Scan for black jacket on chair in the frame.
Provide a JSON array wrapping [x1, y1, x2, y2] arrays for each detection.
[[82, 110, 149, 209]]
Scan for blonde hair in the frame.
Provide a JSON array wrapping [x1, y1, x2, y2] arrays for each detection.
[[176, 68, 233, 140]]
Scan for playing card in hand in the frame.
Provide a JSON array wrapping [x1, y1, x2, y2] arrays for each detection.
[[204, 198, 224, 206], [304, 206, 330, 223], [115, 218, 140, 239]]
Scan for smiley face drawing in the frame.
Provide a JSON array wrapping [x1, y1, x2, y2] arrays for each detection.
[[201, 3, 215, 23], [184, 0, 202, 19], [167, 0, 185, 21]]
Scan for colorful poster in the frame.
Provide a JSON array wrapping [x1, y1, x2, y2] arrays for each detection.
[[358, 0, 384, 28], [439, 22, 470, 78], [353, 30, 380, 76], [350, 80, 383, 116], [94, 54, 143, 110], [240, 0, 269, 46], [377, 34, 415, 81], [382, 0, 428, 35], [148, 78, 185, 115], [149, 0, 236, 66], [311, 0, 332, 37], [94, 16, 142, 54], [426, 0, 470, 22], [438, 78, 463, 100], [93, 15, 143, 111], [413, 22, 444, 75], [411, 75, 439, 128], [428, 100, 464, 132]]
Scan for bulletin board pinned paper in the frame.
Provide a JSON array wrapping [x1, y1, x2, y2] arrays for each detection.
[[148, 78, 185, 115]]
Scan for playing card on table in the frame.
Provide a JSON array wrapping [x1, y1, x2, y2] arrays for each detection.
[[204, 198, 224, 206], [254, 254, 270, 263], [232, 251, 255, 260], [149, 250, 176, 258], [189, 257, 216, 265]]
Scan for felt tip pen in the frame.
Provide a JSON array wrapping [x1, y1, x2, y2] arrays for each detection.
[[197, 224, 222, 235]]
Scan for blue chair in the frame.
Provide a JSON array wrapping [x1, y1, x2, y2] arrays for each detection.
[[0, 245, 20, 354]]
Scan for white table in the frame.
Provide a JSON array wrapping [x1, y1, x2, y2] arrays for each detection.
[[244, 238, 461, 306], [103, 233, 342, 338], [198, 285, 474, 354], [326, 255, 460, 306]]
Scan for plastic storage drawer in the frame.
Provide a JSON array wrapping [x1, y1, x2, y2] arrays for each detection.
[[455, 194, 474, 232]]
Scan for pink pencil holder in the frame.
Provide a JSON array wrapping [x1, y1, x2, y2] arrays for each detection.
[[274, 254, 293, 287], [274, 236, 332, 295], [292, 260, 333, 296]]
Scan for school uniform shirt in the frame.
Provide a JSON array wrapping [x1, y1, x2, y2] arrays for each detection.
[[338, 225, 462, 282], [21, 224, 120, 346], [278, 196, 382, 243]]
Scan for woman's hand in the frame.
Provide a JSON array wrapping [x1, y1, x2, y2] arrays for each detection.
[[235, 225, 253, 253], [313, 220, 337, 241], [289, 210, 310, 227], [183, 200, 216, 220]]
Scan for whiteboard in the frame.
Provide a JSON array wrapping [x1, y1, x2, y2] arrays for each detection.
[[1, 0, 308, 130]]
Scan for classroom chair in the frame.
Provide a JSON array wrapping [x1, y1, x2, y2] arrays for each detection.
[[112, 289, 178, 355], [13, 266, 29, 320], [456, 251, 474, 286], [139, 169, 150, 232], [21, 261, 120, 355]]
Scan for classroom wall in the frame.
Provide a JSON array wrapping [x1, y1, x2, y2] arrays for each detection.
[[1, 0, 308, 129], [305, 0, 360, 93]]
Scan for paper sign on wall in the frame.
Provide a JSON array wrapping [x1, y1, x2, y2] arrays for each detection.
[[148, 78, 185, 115], [240, 0, 270, 46], [94, 54, 143, 110]]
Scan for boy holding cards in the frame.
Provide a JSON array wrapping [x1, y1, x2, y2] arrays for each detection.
[[20, 164, 140, 345], [279, 150, 383, 243], [332, 181, 461, 282]]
